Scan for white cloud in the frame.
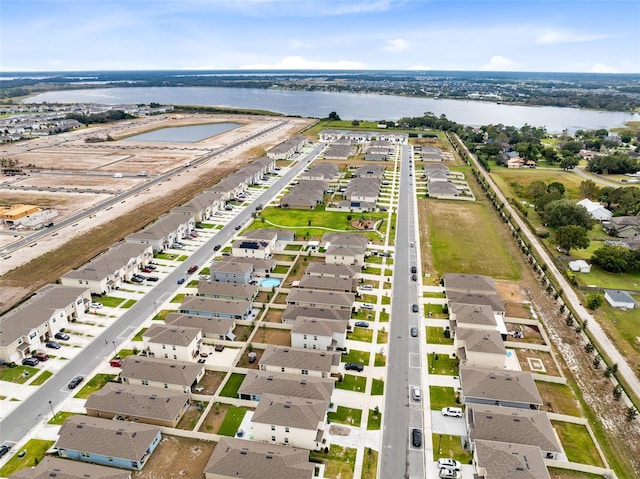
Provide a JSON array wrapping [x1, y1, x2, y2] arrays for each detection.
[[384, 38, 409, 52], [289, 39, 312, 49], [536, 29, 608, 45], [480, 55, 519, 71], [240, 56, 366, 70], [590, 63, 618, 74]]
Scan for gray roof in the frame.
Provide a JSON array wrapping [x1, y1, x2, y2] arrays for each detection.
[[260, 345, 339, 372], [180, 296, 251, 316], [197, 281, 258, 300], [211, 260, 253, 275], [292, 317, 348, 336], [165, 313, 235, 336], [241, 229, 278, 242], [0, 284, 89, 347], [238, 370, 334, 401], [460, 367, 542, 406], [447, 291, 505, 313], [297, 275, 356, 292], [282, 304, 351, 323], [322, 232, 369, 248], [61, 242, 150, 282], [219, 255, 275, 271], [604, 289, 636, 303], [142, 324, 200, 347], [252, 393, 328, 430], [427, 181, 458, 196], [324, 244, 365, 258], [450, 303, 497, 327], [126, 212, 192, 242], [304, 262, 360, 278], [467, 405, 561, 453], [120, 356, 203, 386], [444, 273, 497, 294], [84, 383, 189, 422], [56, 416, 161, 462], [457, 328, 506, 355], [204, 437, 314, 479], [324, 144, 355, 159], [286, 288, 355, 309], [9, 456, 131, 479], [473, 440, 550, 479]]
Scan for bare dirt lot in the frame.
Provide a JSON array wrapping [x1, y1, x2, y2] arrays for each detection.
[[132, 435, 216, 479]]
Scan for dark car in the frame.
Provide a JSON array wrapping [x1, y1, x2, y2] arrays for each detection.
[[45, 341, 61, 349], [54, 332, 70, 340], [146, 276, 159, 282], [187, 265, 198, 275], [213, 244, 221, 251], [411, 274, 418, 281], [68, 376, 84, 389], [22, 357, 39, 366], [410, 327, 419, 337], [177, 278, 186, 285], [234, 225, 242, 230], [411, 266, 417, 274], [33, 352, 49, 361], [412, 428, 422, 447], [354, 321, 370, 328], [345, 363, 364, 372], [131, 276, 144, 283], [412, 304, 419, 313], [214, 344, 225, 352], [0, 444, 11, 459], [146, 264, 157, 270], [141, 267, 153, 273]]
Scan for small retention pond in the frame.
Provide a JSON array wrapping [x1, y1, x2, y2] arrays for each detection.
[[123, 122, 240, 142]]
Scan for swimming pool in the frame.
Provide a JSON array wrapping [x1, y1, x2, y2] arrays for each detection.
[[260, 278, 281, 288]]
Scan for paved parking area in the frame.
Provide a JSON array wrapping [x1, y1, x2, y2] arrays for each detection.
[[430, 411, 467, 436]]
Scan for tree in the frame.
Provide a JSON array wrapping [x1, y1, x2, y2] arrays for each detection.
[[560, 154, 580, 170], [327, 111, 341, 121], [586, 293, 603, 311], [541, 147, 559, 164], [351, 119, 360, 126], [613, 384, 623, 401], [579, 180, 601, 200], [547, 182, 566, 196], [591, 245, 639, 273], [626, 407, 639, 421], [543, 200, 594, 229], [526, 180, 547, 199], [554, 225, 590, 252]]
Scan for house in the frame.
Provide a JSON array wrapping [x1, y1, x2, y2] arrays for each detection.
[[299, 163, 339, 181], [9, 456, 132, 479], [197, 281, 258, 302], [419, 145, 443, 161], [427, 181, 459, 199], [56, 416, 161, 470], [472, 440, 550, 479], [259, 345, 340, 378], [466, 405, 562, 459], [203, 437, 314, 479], [604, 290, 636, 309], [179, 296, 253, 320], [0, 285, 91, 363], [449, 303, 498, 334], [210, 260, 254, 284], [165, 313, 236, 341], [352, 164, 386, 179], [286, 289, 355, 311], [237, 370, 334, 402], [291, 317, 348, 351], [297, 274, 356, 292], [125, 212, 195, 253], [577, 198, 612, 222], [251, 394, 329, 450], [267, 135, 307, 160], [322, 232, 369, 249], [61, 242, 154, 295], [568, 260, 591, 273], [281, 304, 351, 325], [443, 273, 497, 295], [119, 356, 204, 393], [459, 367, 543, 409], [232, 240, 274, 260], [447, 291, 506, 317], [455, 328, 506, 369], [602, 216, 640, 238], [242, 228, 295, 250], [324, 243, 367, 266], [318, 130, 342, 143], [303, 263, 360, 279], [377, 132, 408, 144], [172, 191, 225, 222], [84, 383, 190, 428], [219, 255, 275, 277], [142, 324, 202, 361]]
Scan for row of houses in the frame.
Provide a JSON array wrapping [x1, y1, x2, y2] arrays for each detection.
[[266, 135, 307, 160], [318, 130, 408, 144]]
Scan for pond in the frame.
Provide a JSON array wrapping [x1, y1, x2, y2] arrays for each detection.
[[122, 122, 240, 143]]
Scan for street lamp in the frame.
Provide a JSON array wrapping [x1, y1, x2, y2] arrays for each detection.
[[112, 340, 117, 357], [48, 400, 55, 419], [153, 301, 158, 317]]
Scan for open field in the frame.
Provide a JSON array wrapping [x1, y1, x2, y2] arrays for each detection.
[[489, 167, 585, 200], [421, 199, 521, 280]]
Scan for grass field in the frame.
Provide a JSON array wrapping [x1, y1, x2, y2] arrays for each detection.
[[490, 168, 585, 201], [367, 409, 382, 430], [371, 378, 384, 395], [427, 353, 459, 376], [48, 410, 83, 425], [0, 365, 38, 383], [310, 445, 357, 479], [217, 406, 247, 436], [343, 349, 370, 365], [29, 370, 53, 385], [336, 374, 367, 392], [552, 421, 605, 467], [429, 386, 458, 411], [219, 373, 245, 398], [0, 439, 55, 477], [74, 374, 115, 399], [328, 406, 362, 427], [422, 199, 520, 280], [432, 434, 472, 464]]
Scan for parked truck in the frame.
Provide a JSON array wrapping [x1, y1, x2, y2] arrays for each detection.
[[113, 172, 123, 178]]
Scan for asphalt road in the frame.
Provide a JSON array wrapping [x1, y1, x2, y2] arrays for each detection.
[[380, 145, 425, 479], [0, 142, 326, 444]]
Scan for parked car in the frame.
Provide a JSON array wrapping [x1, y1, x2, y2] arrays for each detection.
[[411, 428, 422, 447], [234, 224, 242, 230], [68, 376, 84, 389], [344, 363, 364, 372], [22, 357, 39, 366], [131, 276, 144, 283], [441, 407, 463, 418], [411, 266, 417, 274], [177, 278, 185, 285], [109, 358, 123, 367], [54, 332, 70, 340], [188, 265, 198, 275], [358, 284, 373, 291], [90, 302, 103, 309], [412, 386, 421, 401], [354, 321, 370, 328], [412, 304, 419, 313], [33, 352, 49, 361], [146, 276, 159, 282], [141, 267, 153, 273], [410, 327, 418, 337], [146, 264, 157, 270], [214, 344, 225, 352], [411, 274, 418, 281], [45, 341, 61, 349], [361, 303, 374, 310], [439, 469, 460, 479], [0, 444, 11, 459], [437, 458, 461, 471], [213, 244, 221, 251]]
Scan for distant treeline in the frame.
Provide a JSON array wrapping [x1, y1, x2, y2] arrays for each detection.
[[173, 105, 282, 116], [66, 110, 135, 124]]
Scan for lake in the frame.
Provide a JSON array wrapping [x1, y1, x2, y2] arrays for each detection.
[[122, 122, 240, 143], [24, 86, 639, 133]]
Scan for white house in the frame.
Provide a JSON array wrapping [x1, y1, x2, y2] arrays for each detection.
[[142, 324, 202, 362], [604, 290, 636, 309], [291, 317, 348, 351], [568, 260, 591, 273], [454, 328, 506, 370], [577, 198, 612, 222]]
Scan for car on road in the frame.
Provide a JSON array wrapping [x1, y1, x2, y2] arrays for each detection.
[[410, 327, 418, 337], [412, 386, 421, 401], [45, 341, 61, 349], [68, 376, 84, 389], [109, 358, 123, 367], [0, 444, 11, 459], [437, 458, 461, 471], [442, 407, 463, 418], [411, 428, 422, 447], [234, 224, 242, 230], [354, 321, 370, 328], [412, 304, 419, 313], [213, 244, 221, 251], [438, 469, 460, 479], [89, 302, 103, 309], [411, 266, 417, 274], [411, 274, 418, 281], [54, 332, 70, 340], [22, 357, 39, 366], [344, 363, 364, 372], [177, 278, 185, 285], [33, 352, 49, 361], [188, 265, 198, 275]]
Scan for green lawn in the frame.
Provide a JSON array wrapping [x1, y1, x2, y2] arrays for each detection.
[[427, 327, 454, 345], [349, 328, 373, 343], [132, 327, 148, 342], [424, 199, 521, 280], [376, 330, 388, 343], [218, 406, 248, 436], [573, 263, 640, 291], [0, 365, 39, 384], [432, 434, 472, 464], [427, 353, 459, 375], [272, 264, 290, 274], [29, 370, 53, 386], [0, 439, 55, 477], [360, 294, 377, 304], [99, 296, 126, 307], [429, 386, 458, 411], [310, 445, 357, 479], [219, 373, 245, 398], [361, 448, 378, 479], [367, 409, 382, 430], [490, 168, 585, 202], [535, 381, 582, 417], [343, 349, 370, 365], [336, 374, 367, 393], [121, 299, 136, 308], [379, 310, 390, 322], [48, 411, 83, 425], [371, 378, 384, 395], [328, 406, 362, 427], [374, 353, 386, 367], [552, 421, 605, 467], [171, 293, 185, 303], [74, 374, 116, 399]]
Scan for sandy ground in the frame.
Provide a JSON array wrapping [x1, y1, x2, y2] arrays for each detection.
[[0, 113, 314, 286]]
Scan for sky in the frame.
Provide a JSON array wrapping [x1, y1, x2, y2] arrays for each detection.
[[1, 0, 639, 73]]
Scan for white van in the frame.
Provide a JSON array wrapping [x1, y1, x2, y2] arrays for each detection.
[[441, 407, 463, 417], [412, 387, 421, 401]]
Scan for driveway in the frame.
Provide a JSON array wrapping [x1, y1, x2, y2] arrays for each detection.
[[430, 411, 467, 437]]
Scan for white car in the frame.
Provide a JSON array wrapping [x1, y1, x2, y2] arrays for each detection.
[[90, 302, 103, 309], [437, 458, 461, 471], [441, 407, 463, 418], [361, 303, 375, 310], [439, 469, 460, 479]]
